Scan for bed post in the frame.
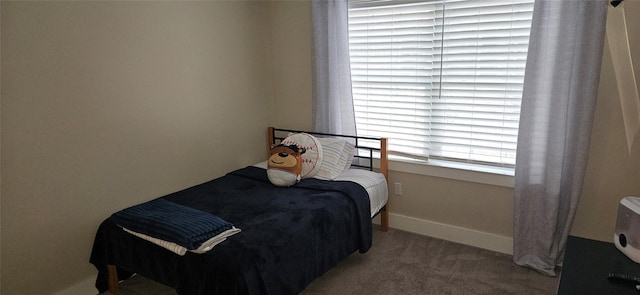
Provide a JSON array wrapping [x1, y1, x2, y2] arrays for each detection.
[[107, 265, 120, 294], [268, 127, 275, 151], [380, 138, 388, 182], [380, 138, 389, 232]]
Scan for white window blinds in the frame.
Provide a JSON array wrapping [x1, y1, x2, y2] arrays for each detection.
[[348, 0, 534, 168]]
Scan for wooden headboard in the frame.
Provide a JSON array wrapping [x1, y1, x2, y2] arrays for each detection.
[[267, 127, 388, 180]]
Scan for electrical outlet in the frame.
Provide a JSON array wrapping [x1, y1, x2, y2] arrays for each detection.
[[394, 182, 403, 195]]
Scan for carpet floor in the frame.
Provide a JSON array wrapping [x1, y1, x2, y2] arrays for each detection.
[[102, 227, 559, 294]]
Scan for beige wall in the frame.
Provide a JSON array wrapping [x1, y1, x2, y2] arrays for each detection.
[[269, 1, 313, 131], [1, 1, 273, 294], [2, 0, 640, 294], [268, 1, 640, 242], [573, 1, 640, 239]]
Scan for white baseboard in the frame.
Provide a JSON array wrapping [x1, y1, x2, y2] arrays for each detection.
[[377, 213, 514, 255]]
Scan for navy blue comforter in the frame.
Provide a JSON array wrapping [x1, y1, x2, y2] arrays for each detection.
[[90, 166, 372, 295]]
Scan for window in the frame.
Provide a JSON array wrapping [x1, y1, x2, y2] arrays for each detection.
[[348, 0, 534, 169]]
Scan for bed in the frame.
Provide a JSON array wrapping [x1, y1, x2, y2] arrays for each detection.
[[90, 127, 389, 295]]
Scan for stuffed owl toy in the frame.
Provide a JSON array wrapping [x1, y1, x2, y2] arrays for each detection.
[[267, 144, 306, 187]]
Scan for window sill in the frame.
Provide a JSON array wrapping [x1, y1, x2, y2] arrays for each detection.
[[388, 158, 515, 188]]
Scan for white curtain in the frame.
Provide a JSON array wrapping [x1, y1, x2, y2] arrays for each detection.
[[513, 0, 609, 276], [311, 0, 357, 135]]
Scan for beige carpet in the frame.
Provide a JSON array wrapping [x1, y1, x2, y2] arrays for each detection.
[[103, 227, 559, 295]]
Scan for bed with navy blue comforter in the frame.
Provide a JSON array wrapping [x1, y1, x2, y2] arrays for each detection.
[[90, 165, 372, 295]]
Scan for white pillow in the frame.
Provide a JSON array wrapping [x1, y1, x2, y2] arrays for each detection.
[[314, 137, 355, 180], [341, 141, 356, 172], [281, 133, 323, 178]]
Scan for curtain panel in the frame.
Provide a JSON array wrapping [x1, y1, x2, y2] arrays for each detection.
[[513, 0, 609, 276], [311, 0, 357, 135]]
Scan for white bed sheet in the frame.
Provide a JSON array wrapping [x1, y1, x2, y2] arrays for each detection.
[[334, 168, 388, 218], [253, 161, 388, 218]]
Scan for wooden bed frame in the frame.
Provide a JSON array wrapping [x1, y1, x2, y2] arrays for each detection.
[[105, 127, 389, 294]]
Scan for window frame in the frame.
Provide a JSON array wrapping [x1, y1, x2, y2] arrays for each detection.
[[347, 0, 534, 180]]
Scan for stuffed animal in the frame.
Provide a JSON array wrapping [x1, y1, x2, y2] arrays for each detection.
[[267, 144, 306, 187]]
